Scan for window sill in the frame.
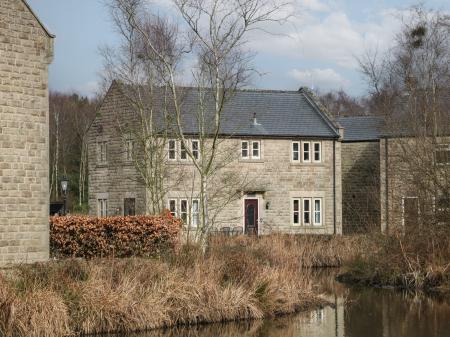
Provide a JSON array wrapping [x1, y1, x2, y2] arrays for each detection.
[[289, 162, 325, 167], [239, 159, 265, 163], [292, 224, 324, 228]]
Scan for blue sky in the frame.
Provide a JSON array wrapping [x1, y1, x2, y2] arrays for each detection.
[[28, 0, 450, 98]]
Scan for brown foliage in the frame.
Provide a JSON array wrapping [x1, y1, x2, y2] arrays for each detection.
[[0, 235, 341, 336], [50, 211, 182, 258]]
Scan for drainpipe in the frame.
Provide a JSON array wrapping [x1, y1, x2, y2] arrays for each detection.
[[385, 138, 389, 233], [333, 140, 336, 235]]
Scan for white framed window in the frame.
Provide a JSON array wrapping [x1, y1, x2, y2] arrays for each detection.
[[435, 144, 450, 165], [191, 199, 200, 228], [98, 142, 107, 163], [168, 199, 177, 217], [241, 141, 249, 159], [125, 139, 134, 161], [292, 198, 301, 225], [97, 199, 108, 217], [192, 140, 199, 160], [180, 199, 188, 223], [292, 141, 300, 162], [302, 141, 311, 163], [313, 142, 321, 163], [252, 141, 261, 159], [303, 198, 311, 225], [180, 141, 187, 161], [313, 198, 322, 226], [168, 139, 176, 160]]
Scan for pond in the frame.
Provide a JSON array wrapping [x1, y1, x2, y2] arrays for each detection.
[[123, 271, 450, 337]]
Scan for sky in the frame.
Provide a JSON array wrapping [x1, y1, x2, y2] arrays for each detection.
[[28, 0, 450, 98]]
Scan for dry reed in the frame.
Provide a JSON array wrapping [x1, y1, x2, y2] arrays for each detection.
[[0, 234, 358, 336]]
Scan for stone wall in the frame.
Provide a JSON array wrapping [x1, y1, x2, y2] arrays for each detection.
[[341, 141, 380, 233], [0, 0, 53, 264]]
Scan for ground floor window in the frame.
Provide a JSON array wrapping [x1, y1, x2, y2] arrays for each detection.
[[168, 199, 177, 217], [180, 199, 188, 223], [292, 198, 301, 225], [124, 198, 136, 216], [291, 197, 323, 226], [191, 199, 200, 228], [98, 199, 108, 217], [166, 198, 200, 228]]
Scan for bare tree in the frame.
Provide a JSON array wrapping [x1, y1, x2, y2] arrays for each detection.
[[360, 6, 450, 228], [106, 0, 290, 247]]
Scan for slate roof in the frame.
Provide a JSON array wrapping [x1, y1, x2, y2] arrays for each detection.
[[336, 116, 384, 142], [117, 83, 341, 139]]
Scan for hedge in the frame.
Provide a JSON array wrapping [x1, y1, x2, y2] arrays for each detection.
[[50, 211, 182, 258]]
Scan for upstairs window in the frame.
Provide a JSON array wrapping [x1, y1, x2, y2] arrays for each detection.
[[180, 141, 187, 160], [241, 141, 249, 159], [435, 144, 450, 165], [168, 140, 176, 160], [313, 142, 321, 163], [192, 140, 199, 160], [252, 141, 261, 159], [125, 139, 134, 161], [242, 140, 261, 160], [302, 142, 311, 162], [292, 142, 300, 162], [98, 142, 107, 163]]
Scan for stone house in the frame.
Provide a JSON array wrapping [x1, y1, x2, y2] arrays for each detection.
[[0, 0, 54, 264], [88, 82, 344, 235], [380, 135, 450, 232]]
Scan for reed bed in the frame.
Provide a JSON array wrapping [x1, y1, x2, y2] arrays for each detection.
[[0, 234, 361, 337]]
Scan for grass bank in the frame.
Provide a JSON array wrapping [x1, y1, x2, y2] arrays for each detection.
[[0, 234, 361, 337], [338, 227, 450, 294]]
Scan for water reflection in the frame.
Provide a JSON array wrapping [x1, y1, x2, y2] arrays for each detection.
[[124, 272, 450, 337]]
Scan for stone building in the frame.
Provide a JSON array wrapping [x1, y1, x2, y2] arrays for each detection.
[[380, 135, 450, 232], [0, 0, 54, 264], [337, 116, 384, 234], [88, 82, 344, 235]]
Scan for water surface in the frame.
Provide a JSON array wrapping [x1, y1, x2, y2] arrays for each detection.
[[124, 272, 450, 337]]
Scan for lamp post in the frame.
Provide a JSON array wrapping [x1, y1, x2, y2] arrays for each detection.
[[61, 177, 68, 216]]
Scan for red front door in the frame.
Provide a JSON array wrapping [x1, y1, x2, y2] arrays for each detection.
[[245, 199, 258, 235]]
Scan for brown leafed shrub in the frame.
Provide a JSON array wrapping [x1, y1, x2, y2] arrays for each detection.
[[50, 211, 182, 258]]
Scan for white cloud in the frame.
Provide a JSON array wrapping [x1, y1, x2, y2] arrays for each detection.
[[289, 68, 350, 90], [298, 0, 330, 12], [248, 5, 404, 69]]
